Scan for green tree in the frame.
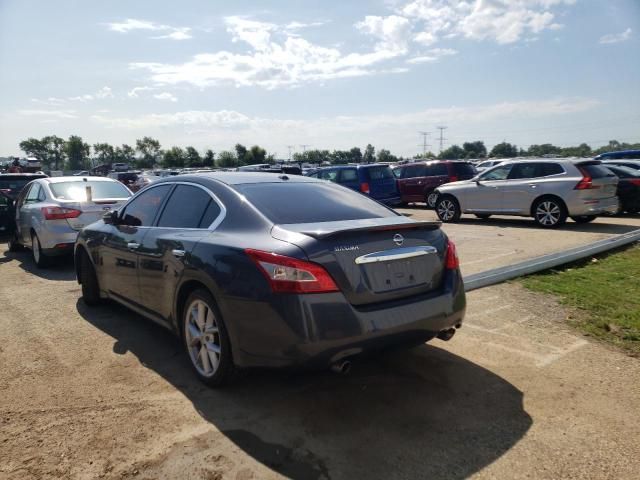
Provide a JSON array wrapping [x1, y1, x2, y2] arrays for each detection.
[[65, 136, 90, 170], [235, 144, 248, 164], [439, 145, 465, 160], [490, 142, 519, 158], [330, 150, 351, 164], [363, 144, 375, 163], [217, 150, 239, 168], [203, 149, 215, 168], [527, 143, 561, 157], [247, 145, 267, 165], [560, 143, 592, 158], [44, 135, 66, 170], [135, 137, 162, 168], [162, 147, 186, 168], [462, 141, 487, 159], [376, 149, 398, 163], [19, 138, 49, 166], [114, 144, 136, 164], [93, 143, 115, 165], [349, 147, 363, 163], [185, 146, 202, 167], [414, 151, 436, 160]]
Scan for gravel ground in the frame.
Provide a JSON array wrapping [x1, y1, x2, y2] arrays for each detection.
[[0, 241, 639, 479]]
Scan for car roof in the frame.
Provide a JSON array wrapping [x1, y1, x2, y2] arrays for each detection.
[[0, 173, 48, 178], [42, 175, 120, 183], [174, 171, 321, 185]]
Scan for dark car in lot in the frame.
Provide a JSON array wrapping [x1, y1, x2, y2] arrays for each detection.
[[392, 161, 477, 207], [305, 164, 402, 206], [75, 173, 465, 386], [0, 173, 49, 201], [604, 165, 640, 214], [601, 159, 640, 172], [594, 150, 640, 161]]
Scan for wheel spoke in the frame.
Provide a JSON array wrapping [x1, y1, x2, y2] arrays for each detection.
[[199, 345, 212, 374], [205, 309, 215, 329], [195, 302, 206, 331], [187, 323, 201, 345]]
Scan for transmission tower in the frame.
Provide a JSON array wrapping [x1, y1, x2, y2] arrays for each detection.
[[287, 145, 295, 162], [418, 131, 431, 155], [436, 126, 448, 153]]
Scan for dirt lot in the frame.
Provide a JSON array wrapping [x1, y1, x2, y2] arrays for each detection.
[[1, 228, 639, 479], [397, 207, 640, 275]]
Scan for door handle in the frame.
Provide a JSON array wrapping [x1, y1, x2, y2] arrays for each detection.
[[172, 249, 185, 258], [529, 184, 537, 189], [127, 242, 140, 250]]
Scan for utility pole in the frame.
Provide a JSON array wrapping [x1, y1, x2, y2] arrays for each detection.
[[287, 145, 295, 162], [418, 131, 431, 155], [436, 126, 448, 153], [299, 144, 311, 153]]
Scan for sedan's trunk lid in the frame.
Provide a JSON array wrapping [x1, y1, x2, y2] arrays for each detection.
[[272, 217, 448, 305], [59, 198, 126, 230]]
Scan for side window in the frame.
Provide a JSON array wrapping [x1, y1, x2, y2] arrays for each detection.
[[392, 168, 402, 178], [480, 164, 512, 181], [508, 163, 538, 180], [339, 168, 358, 182], [199, 198, 223, 228], [402, 166, 418, 179], [431, 163, 448, 176], [157, 185, 216, 229], [120, 184, 172, 227], [307, 172, 318, 178], [539, 163, 564, 176], [25, 183, 41, 203], [413, 165, 427, 177], [319, 169, 339, 182]]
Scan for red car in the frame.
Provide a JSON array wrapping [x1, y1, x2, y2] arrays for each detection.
[[393, 161, 477, 207]]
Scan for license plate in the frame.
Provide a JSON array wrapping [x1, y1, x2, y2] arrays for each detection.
[[362, 257, 434, 293]]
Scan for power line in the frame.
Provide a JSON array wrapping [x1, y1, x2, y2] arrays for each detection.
[[436, 126, 447, 153], [418, 131, 431, 154]]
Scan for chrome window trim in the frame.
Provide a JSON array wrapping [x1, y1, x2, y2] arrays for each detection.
[[119, 181, 227, 231], [355, 246, 438, 265]]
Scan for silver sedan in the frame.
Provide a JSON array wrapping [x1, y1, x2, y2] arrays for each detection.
[[8, 176, 132, 267]]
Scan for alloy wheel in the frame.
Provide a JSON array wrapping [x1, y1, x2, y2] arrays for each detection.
[[32, 235, 40, 264], [535, 201, 561, 226], [184, 299, 222, 378], [437, 200, 456, 221], [427, 192, 438, 208]]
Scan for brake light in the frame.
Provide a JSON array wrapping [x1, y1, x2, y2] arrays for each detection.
[[575, 167, 600, 190], [629, 179, 640, 186], [245, 249, 339, 294], [360, 182, 370, 194], [41, 206, 82, 220], [450, 175, 459, 183], [445, 240, 459, 270]]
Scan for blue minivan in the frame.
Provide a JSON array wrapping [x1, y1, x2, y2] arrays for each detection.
[[306, 164, 402, 206]]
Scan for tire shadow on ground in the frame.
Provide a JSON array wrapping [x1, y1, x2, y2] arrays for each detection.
[[77, 299, 532, 480]]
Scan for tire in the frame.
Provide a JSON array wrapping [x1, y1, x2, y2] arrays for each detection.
[[435, 195, 461, 223], [532, 197, 567, 228], [31, 232, 49, 268], [570, 215, 597, 224], [79, 250, 101, 306], [426, 191, 439, 209], [475, 214, 491, 220], [182, 289, 235, 387]]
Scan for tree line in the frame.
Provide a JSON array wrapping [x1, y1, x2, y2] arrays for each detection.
[[17, 135, 640, 171]]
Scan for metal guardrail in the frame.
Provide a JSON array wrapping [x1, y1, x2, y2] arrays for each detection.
[[464, 228, 640, 292]]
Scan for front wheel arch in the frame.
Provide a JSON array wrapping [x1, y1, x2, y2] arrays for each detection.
[[530, 195, 568, 227]]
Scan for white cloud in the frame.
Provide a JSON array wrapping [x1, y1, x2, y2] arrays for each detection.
[[18, 109, 78, 119], [284, 21, 327, 32], [95, 86, 114, 99], [127, 86, 155, 98], [354, 15, 412, 54], [105, 18, 192, 40], [407, 47, 457, 64], [153, 92, 178, 102], [30, 97, 66, 106], [599, 28, 632, 45], [402, 0, 575, 45], [131, 16, 411, 89]]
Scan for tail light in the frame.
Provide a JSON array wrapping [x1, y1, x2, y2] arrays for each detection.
[[629, 179, 640, 186], [360, 182, 370, 194], [445, 240, 459, 270], [575, 167, 600, 190], [42, 206, 82, 220], [245, 249, 339, 294], [450, 175, 459, 183]]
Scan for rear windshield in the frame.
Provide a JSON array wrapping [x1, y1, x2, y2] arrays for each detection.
[[578, 163, 616, 179], [606, 166, 640, 178], [50, 181, 131, 201], [235, 182, 397, 224], [364, 166, 394, 180], [0, 178, 33, 191], [452, 163, 477, 176]]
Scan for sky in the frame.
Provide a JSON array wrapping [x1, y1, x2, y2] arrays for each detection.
[[0, 0, 639, 159]]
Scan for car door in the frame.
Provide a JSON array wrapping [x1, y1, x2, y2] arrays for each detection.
[[100, 184, 173, 306], [137, 183, 224, 319], [396, 165, 420, 201], [465, 164, 513, 212], [18, 182, 43, 243], [502, 162, 552, 214]]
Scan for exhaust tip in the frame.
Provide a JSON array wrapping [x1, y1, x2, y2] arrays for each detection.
[[437, 328, 456, 341], [330, 360, 352, 375]]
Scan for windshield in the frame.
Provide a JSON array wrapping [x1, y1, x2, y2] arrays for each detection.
[[0, 178, 32, 191], [235, 182, 397, 224], [49, 181, 131, 200]]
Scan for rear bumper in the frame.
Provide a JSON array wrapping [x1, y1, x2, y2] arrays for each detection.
[[567, 195, 619, 216], [37, 222, 79, 250], [223, 270, 466, 369]]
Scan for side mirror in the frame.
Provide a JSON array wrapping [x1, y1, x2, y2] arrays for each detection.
[[103, 210, 119, 225]]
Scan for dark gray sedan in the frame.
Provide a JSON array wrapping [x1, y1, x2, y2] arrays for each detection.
[[75, 173, 466, 386]]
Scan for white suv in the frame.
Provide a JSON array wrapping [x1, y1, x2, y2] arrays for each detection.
[[434, 159, 619, 228]]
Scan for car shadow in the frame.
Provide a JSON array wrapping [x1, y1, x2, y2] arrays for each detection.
[[0, 248, 76, 281], [76, 299, 532, 480]]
